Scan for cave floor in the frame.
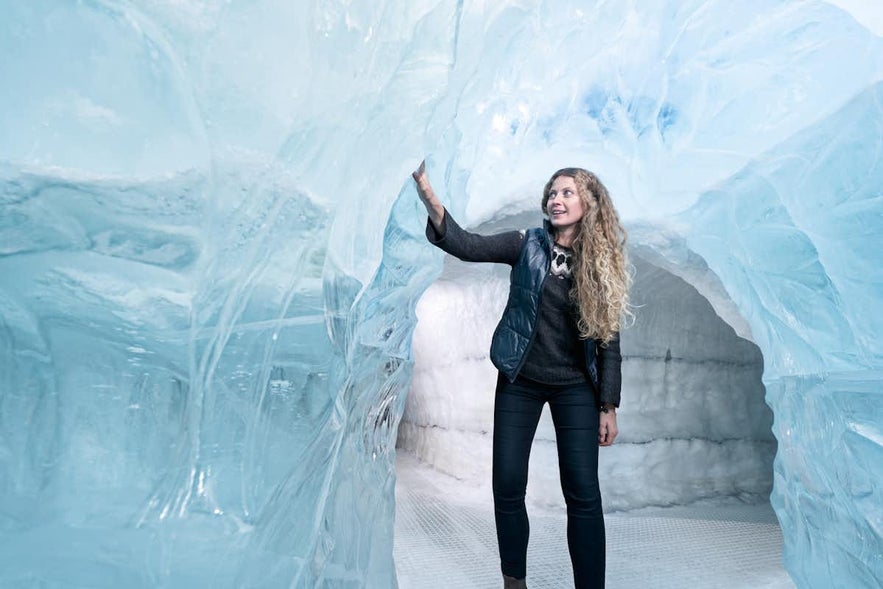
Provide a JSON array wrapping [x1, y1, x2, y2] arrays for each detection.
[[394, 452, 795, 589]]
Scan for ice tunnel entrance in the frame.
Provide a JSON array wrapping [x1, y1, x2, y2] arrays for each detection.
[[397, 219, 776, 512]]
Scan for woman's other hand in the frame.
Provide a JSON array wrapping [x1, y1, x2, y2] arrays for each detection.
[[599, 410, 618, 446]]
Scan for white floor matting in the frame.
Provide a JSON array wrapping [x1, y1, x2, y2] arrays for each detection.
[[394, 453, 796, 589]]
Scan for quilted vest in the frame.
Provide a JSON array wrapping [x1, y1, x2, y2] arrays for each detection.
[[489, 225, 599, 388]]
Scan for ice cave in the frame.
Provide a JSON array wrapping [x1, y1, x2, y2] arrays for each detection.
[[0, 1, 881, 588]]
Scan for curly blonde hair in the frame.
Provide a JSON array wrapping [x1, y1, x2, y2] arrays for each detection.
[[542, 168, 631, 344]]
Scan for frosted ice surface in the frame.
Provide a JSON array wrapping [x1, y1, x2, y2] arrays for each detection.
[[1, 1, 881, 588]]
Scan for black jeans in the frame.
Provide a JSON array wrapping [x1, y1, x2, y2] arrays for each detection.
[[492, 373, 605, 588]]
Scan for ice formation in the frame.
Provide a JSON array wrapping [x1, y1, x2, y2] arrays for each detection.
[[1, 1, 881, 587]]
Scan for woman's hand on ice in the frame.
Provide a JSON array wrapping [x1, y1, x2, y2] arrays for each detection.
[[412, 160, 435, 205], [413, 160, 445, 229]]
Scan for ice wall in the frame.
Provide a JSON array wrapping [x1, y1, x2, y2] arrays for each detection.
[[1, 1, 882, 587]]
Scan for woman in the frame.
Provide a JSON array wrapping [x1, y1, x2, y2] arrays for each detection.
[[412, 161, 630, 589]]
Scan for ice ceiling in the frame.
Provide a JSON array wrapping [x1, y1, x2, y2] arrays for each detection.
[[1, 1, 881, 587]]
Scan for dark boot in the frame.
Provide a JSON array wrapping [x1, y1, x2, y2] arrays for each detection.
[[503, 574, 527, 589]]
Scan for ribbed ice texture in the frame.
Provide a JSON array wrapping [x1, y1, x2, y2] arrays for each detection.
[[684, 83, 883, 586], [0, 1, 881, 587]]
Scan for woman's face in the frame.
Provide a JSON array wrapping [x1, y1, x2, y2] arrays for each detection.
[[546, 175, 588, 231]]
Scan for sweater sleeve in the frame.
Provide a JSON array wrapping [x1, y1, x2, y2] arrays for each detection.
[[597, 333, 622, 408], [425, 208, 524, 265]]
